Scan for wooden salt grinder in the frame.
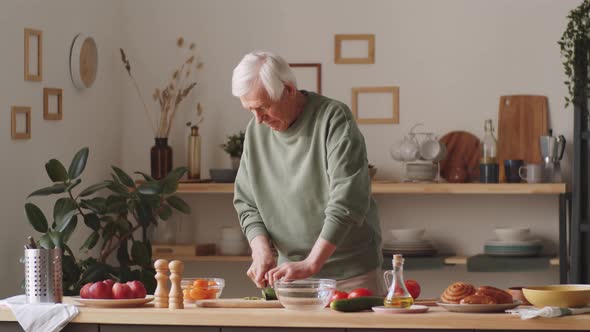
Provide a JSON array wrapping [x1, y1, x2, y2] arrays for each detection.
[[168, 260, 184, 309], [154, 259, 170, 308]]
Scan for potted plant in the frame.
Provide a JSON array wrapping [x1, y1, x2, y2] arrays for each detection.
[[559, 0, 590, 108], [24, 147, 191, 295], [221, 131, 245, 170]]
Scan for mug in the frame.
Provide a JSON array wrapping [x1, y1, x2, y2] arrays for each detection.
[[504, 159, 524, 183], [419, 135, 447, 161], [519, 163, 542, 183]]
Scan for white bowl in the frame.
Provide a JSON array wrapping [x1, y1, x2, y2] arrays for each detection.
[[494, 228, 531, 241], [390, 228, 425, 241]]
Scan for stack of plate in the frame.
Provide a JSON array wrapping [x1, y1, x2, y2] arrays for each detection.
[[484, 239, 543, 257], [382, 240, 437, 257]]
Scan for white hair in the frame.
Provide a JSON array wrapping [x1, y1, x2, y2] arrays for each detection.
[[232, 51, 297, 101]]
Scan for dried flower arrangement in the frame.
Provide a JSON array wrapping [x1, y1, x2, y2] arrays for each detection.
[[120, 37, 204, 138]]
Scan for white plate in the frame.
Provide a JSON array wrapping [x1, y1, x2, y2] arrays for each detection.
[[485, 239, 542, 247], [372, 305, 429, 314], [72, 295, 154, 308], [437, 300, 521, 313]]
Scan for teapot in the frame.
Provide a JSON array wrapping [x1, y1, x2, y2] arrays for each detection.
[[391, 134, 419, 162]]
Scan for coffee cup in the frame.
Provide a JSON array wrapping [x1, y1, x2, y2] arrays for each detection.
[[504, 159, 524, 183], [419, 135, 447, 161], [519, 163, 542, 183]]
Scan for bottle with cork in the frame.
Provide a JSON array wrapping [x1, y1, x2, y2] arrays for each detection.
[[479, 119, 499, 183], [383, 254, 414, 308]]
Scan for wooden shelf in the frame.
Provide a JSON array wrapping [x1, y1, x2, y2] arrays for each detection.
[[371, 182, 566, 194], [174, 181, 566, 194], [153, 254, 251, 262], [153, 254, 560, 267], [445, 256, 467, 265], [444, 256, 560, 266]]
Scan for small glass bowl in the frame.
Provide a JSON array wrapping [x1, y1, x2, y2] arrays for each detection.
[[181, 277, 225, 303], [275, 278, 336, 311]]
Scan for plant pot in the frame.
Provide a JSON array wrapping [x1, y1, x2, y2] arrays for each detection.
[[231, 156, 241, 171], [151, 138, 173, 180]]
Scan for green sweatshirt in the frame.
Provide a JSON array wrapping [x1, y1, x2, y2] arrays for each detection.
[[233, 91, 382, 280]]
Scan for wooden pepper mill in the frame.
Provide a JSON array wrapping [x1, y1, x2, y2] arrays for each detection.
[[168, 260, 184, 309], [154, 259, 170, 308]]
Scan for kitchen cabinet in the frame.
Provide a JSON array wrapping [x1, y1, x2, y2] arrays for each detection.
[[222, 328, 345, 332], [0, 322, 98, 332], [101, 325, 218, 332]]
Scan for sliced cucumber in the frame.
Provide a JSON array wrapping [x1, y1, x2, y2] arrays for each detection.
[[261, 287, 277, 300], [330, 296, 385, 312]]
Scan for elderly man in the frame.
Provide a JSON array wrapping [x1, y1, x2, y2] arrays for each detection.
[[231, 51, 383, 294]]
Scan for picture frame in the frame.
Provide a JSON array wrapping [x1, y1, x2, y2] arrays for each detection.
[[334, 34, 375, 64], [43, 88, 63, 120], [24, 28, 43, 81], [351, 86, 399, 124], [289, 63, 322, 94], [11, 106, 31, 139]]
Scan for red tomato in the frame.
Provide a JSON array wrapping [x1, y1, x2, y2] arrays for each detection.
[[405, 280, 421, 299], [347, 288, 373, 298], [328, 291, 349, 305]]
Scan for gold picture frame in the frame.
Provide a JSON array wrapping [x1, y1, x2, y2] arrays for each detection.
[[11, 106, 31, 139], [351, 86, 399, 124], [289, 63, 322, 94], [24, 28, 43, 81], [43, 88, 63, 120], [335, 34, 375, 64]]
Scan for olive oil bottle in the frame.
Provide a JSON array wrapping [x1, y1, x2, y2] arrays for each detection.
[[384, 254, 414, 308]]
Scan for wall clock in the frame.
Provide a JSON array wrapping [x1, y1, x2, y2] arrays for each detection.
[[69, 33, 97, 89]]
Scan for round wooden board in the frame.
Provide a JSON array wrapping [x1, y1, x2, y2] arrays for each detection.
[[70, 34, 98, 89], [439, 131, 481, 183]]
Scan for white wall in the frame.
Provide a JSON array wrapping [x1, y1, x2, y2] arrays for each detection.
[[119, 0, 578, 298], [0, 0, 124, 297]]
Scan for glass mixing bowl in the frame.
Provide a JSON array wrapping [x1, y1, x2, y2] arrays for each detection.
[[274, 278, 336, 311]]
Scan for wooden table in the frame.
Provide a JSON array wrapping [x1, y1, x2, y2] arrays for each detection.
[[1, 301, 589, 331]]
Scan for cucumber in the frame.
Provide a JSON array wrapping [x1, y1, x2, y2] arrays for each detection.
[[330, 296, 384, 312], [261, 287, 277, 300]]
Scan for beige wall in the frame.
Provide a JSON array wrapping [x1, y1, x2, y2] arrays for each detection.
[[0, 0, 578, 299], [120, 0, 576, 298], [0, 0, 124, 297]]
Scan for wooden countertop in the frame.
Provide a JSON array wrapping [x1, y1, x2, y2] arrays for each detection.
[[1, 301, 589, 330]]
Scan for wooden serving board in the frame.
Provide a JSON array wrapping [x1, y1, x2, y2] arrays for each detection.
[[439, 131, 482, 182], [497, 95, 548, 182], [195, 299, 283, 308]]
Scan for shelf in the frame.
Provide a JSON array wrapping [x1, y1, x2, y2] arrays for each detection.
[[153, 254, 251, 262], [444, 256, 559, 266], [173, 181, 566, 195], [153, 254, 558, 266]]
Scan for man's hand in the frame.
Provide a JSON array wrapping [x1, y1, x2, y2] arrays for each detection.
[[267, 259, 319, 286], [267, 237, 336, 286], [247, 236, 276, 288]]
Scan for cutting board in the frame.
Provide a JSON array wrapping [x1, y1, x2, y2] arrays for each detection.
[[439, 131, 482, 182], [195, 299, 283, 308], [497, 95, 548, 182]]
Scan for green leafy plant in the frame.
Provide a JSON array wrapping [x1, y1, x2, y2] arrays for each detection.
[[221, 131, 245, 158], [24, 147, 191, 295], [559, 0, 590, 108]]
